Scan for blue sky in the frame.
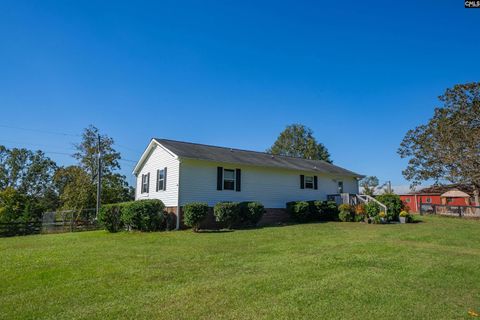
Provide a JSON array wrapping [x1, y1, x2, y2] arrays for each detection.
[[1, 0, 479, 190]]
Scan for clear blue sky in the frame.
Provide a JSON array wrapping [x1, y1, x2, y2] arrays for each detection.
[[1, 1, 479, 189]]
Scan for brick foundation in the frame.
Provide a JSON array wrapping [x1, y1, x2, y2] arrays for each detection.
[[165, 206, 290, 229]]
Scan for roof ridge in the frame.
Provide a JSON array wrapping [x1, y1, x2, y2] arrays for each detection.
[[155, 138, 335, 165]]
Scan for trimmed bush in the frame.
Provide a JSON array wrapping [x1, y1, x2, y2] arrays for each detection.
[[338, 204, 354, 222], [320, 201, 339, 221], [239, 202, 265, 226], [98, 202, 127, 232], [183, 202, 209, 231], [121, 199, 166, 231], [376, 194, 405, 221], [365, 201, 380, 218], [286, 201, 311, 222], [214, 202, 240, 228]]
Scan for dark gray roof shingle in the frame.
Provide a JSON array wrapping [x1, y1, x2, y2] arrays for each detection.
[[155, 139, 363, 178]]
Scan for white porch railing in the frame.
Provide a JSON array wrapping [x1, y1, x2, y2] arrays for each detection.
[[327, 193, 388, 215], [355, 194, 388, 215]]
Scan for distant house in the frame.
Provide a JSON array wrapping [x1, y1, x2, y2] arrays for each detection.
[[399, 184, 478, 212], [133, 139, 363, 228]]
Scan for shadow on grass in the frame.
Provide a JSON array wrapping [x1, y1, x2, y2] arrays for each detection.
[[196, 229, 234, 234]]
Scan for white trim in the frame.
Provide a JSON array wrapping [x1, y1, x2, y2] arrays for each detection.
[[176, 160, 181, 230], [133, 139, 178, 175], [304, 175, 314, 189], [223, 168, 236, 191]]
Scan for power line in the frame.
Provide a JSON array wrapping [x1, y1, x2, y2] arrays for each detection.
[[0, 124, 81, 137], [0, 138, 77, 152]]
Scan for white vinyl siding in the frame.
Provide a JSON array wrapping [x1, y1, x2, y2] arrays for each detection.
[[179, 159, 359, 208], [135, 144, 180, 207]]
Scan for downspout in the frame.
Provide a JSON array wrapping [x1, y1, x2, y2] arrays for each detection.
[[176, 160, 181, 230]]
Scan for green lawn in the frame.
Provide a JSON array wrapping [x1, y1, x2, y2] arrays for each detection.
[[1, 216, 480, 319]]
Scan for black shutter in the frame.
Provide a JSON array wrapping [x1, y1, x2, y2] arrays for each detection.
[[217, 167, 223, 190], [314, 176, 318, 190], [156, 170, 159, 192], [300, 175, 305, 189], [147, 173, 150, 193], [163, 167, 167, 191], [235, 168, 241, 192]]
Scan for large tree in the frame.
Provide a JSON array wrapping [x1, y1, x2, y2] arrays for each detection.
[[74, 125, 121, 182], [359, 176, 379, 196], [0, 146, 58, 210], [54, 166, 95, 217], [398, 82, 480, 205], [267, 124, 332, 163], [71, 125, 133, 206]]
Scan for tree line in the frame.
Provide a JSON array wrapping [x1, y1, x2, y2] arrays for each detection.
[[0, 125, 134, 223]]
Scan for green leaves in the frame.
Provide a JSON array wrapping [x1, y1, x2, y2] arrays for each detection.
[[267, 124, 332, 163], [398, 82, 480, 203]]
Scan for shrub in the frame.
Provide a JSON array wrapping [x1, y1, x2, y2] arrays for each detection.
[[354, 204, 366, 222], [399, 210, 409, 217], [98, 203, 126, 232], [0, 188, 43, 236], [214, 202, 240, 228], [376, 194, 405, 221], [239, 202, 265, 226], [338, 204, 353, 222], [286, 201, 311, 222], [183, 202, 209, 231], [365, 201, 380, 218], [320, 201, 339, 221], [121, 199, 166, 231]]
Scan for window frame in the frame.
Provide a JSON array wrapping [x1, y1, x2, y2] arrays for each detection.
[[338, 181, 344, 193], [157, 169, 165, 191], [405, 198, 411, 203], [223, 168, 236, 191], [141, 174, 149, 194], [426, 197, 432, 203], [304, 175, 314, 189]]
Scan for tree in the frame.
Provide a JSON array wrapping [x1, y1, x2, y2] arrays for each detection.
[[267, 124, 332, 163], [74, 125, 121, 182], [359, 176, 379, 196], [72, 125, 133, 205], [54, 166, 95, 212], [0, 146, 58, 210], [398, 82, 480, 206]]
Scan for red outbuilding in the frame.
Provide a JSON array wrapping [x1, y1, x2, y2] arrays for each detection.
[[399, 184, 478, 213]]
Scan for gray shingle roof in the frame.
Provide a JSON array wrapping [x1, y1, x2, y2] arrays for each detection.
[[154, 138, 363, 178]]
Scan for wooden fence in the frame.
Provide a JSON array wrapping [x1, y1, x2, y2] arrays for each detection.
[[0, 209, 99, 237], [419, 203, 480, 218], [0, 221, 42, 237]]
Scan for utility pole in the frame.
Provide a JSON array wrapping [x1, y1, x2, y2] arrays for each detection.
[[96, 134, 102, 219]]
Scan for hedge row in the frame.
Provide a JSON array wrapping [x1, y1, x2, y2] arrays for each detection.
[[286, 200, 339, 222], [183, 201, 266, 231], [98, 199, 171, 232]]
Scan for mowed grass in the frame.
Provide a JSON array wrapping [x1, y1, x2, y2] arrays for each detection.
[[1, 216, 480, 319]]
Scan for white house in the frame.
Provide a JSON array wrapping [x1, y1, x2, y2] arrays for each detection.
[[133, 139, 363, 229]]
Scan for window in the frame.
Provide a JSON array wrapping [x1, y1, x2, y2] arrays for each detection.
[[305, 176, 314, 189], [223, 169, 235, 190], [157, 169, 165, 191], [447, 197, 453, 203], [141, 173, 149, 193], [338, 181, 344, 193], [426, 197, 431, 203], [405, 198, 411, 203]]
